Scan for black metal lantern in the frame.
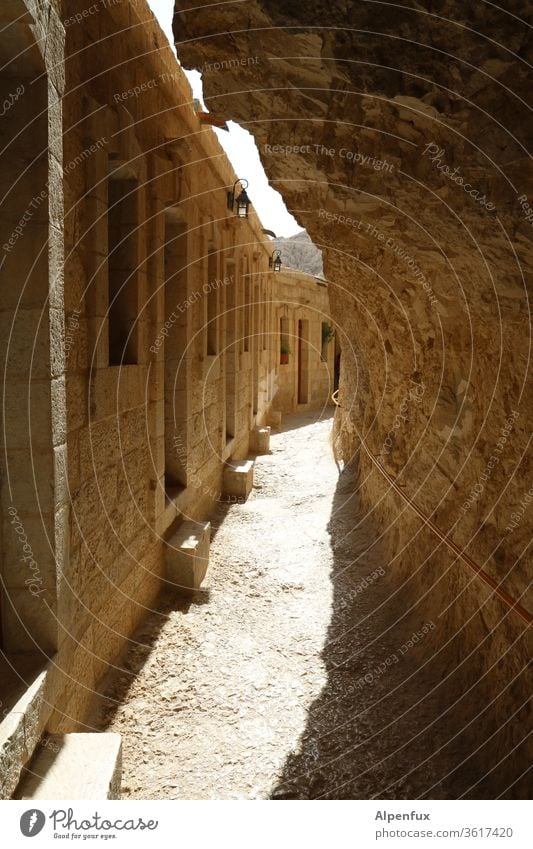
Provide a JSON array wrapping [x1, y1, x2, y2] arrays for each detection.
[[227, 179, 251, 218], [269, 249, 282, 272]]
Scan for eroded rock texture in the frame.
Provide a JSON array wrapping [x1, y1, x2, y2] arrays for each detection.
[[173, 1, 532, 796]]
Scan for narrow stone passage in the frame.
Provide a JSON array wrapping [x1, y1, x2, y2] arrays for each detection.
[[96, 411, 529, 799]]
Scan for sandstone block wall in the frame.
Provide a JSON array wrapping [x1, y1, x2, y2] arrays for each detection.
[[56, 0, 279, 728], [271, 270, 334, 412], [0, 0, 330, 794]]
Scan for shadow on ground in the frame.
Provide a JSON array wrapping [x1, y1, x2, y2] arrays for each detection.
[[95, 503, 239, 729], [94, 588, 210, 730], [270, 462, 532, 800]]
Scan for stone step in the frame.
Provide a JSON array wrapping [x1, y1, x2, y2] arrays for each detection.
[[222, 458, 255, 500], [251, 425, 271, 454], [15, 733, 122, 800], [0, 659, 50, 800], [165, 520, 211, 590]]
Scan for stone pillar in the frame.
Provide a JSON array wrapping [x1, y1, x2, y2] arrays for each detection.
[[224, 258, 237, 439], [164, 215, 189, 489], [0, 10, 67, 655]]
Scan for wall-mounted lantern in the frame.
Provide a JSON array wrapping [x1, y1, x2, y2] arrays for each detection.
[[269, 249, 282, 272], [227, 178, 251, 218]]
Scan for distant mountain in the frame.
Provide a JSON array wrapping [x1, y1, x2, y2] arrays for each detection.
[[273, 230, 324, 278]]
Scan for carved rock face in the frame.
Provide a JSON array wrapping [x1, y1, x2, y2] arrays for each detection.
[[173, 1, 532, 613]]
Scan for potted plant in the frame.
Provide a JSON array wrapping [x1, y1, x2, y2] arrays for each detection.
[[280, 341, 291, 364], [322, 323, 335, 346], [321, 323, 335, 361]]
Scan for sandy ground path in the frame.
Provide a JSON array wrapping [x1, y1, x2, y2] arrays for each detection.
[[97, 410, 529, 799], [99, 411, 340, 798]]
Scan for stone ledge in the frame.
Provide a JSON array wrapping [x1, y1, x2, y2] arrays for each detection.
[[251, 426, 271, 454], [165, 520, 211, 590], [222, 458, 255, 500], [0, 660, 50, 800], [14, 732, 122, 800]]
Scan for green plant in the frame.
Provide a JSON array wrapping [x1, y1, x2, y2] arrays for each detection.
[[280, 341, 291, 355], [322, 323, 335, 345]]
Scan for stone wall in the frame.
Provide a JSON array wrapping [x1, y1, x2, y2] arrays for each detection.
[[57, 0, 282, 727], [271, 270, 334, 413], [0, 0, 68, 799]]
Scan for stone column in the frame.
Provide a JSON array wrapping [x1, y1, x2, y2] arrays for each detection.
[[0, 9, 67, 656]]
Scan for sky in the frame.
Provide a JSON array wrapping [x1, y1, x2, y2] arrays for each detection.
[[146, 0, 300, 237]]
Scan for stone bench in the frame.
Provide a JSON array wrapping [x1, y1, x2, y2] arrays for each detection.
[[15, 733, 122, 800], [222, 458, 255, 501], [251, 425, 271, 454], [165, 520, 211, 590], [0, 661, 50, 800]]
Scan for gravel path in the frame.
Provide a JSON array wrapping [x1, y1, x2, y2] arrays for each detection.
[[97, 410, 528, 799], [99, 411, 339, 798]]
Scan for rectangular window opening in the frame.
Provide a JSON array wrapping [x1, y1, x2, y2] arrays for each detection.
[[108, 178, 139, 366], [207, 249, 218, 356], [164, 218, 189, 492], [243, 257, 250, 353], [321, 321, 334, 362], [280, 317, 290, 364]]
